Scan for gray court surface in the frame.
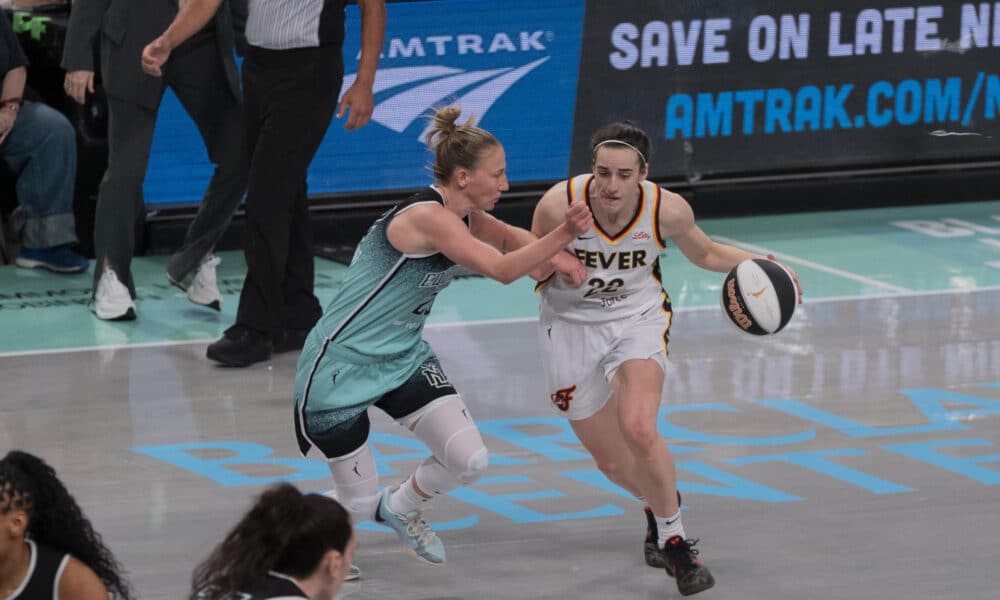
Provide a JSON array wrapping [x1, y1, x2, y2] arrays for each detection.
[[2, 290, 999, 599]]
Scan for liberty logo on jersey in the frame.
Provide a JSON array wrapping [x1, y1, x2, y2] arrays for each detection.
[[550, 385, 577, 412], [419, 269, 458, 288]]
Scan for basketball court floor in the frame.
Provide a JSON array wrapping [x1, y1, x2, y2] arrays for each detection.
[[1, 199, 999, 599]]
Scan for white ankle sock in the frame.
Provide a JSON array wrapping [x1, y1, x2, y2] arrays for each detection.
[[388, 476, 429, 515], [656, 510, 686, 549]]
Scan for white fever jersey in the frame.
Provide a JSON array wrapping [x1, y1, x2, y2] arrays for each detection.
[[539, 174, 671, 323]]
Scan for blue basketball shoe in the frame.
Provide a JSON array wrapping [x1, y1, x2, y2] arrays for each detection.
[[377, 485, 446, 565]]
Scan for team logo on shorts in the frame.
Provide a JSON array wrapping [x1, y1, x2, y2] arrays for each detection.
[[421, 362, 451, 389], [550, 385, 577, 412]]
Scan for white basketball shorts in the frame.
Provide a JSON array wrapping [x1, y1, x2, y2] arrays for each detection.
[[537, 304, 671, 421]]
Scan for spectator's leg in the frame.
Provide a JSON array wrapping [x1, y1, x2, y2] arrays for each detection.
[[163, 36, 248, 284], [2, 101, 78, 249], [94, 97, 160, 297]]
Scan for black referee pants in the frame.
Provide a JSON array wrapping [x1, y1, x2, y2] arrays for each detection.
[[236, 44, 342, 336]]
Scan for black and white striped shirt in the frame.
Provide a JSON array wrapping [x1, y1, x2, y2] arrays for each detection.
[[246, 0, 347, 50]]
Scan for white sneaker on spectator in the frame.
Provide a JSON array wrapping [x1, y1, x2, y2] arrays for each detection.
[[92, 269, 136, 321], [168, 254, 222, 311]]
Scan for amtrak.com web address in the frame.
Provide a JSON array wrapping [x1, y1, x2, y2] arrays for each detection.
[[664, 73, 1000, 139]]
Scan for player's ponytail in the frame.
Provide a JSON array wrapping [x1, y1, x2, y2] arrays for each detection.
[[425, 105, 500, 184], [191, 483, 352, 600], [0, 451, 135, 599]]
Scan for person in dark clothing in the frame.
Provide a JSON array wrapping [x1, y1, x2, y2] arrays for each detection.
[[142, 0, 386, 366], [62, 0, 249, 320], [189, 483, 355, 600], [0, 450, 134, 600], [1, 15, 87, 274]]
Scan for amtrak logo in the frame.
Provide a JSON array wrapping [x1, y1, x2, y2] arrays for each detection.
[[340, 58, 550, 141], [378, 31, 550, 58]]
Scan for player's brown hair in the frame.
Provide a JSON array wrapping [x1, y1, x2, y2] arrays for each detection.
[[591, 121, 652, 168], [425, 106, 501, 184]]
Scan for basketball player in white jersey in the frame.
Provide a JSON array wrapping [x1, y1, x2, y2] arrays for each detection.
[[531, 122, 801, 596]]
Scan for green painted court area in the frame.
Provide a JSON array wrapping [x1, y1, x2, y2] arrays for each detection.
[[2, 199, 998, 355]]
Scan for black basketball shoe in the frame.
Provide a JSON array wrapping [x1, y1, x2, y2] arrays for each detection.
[[643, 491, 683, 568], [662, 536, 715, 596]]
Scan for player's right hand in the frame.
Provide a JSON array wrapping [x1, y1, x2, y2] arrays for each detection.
[[565, 202, 594, 238], [141, 36, 173, 77], [766, 253, 803, 304]]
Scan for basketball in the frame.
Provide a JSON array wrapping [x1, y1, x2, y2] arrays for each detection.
[[721, 258, 797, 335]]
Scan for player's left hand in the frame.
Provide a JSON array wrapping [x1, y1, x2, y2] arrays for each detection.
[[767, 253, 803, 304], [552, 249, 586, 287], [337, 82, 375, 130]]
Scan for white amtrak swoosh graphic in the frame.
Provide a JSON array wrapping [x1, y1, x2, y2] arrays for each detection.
[[339, 57, 550, 138]]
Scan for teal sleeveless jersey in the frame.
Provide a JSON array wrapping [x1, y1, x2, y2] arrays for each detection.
[[294, 186, 467, 434], [310, 186, 464, 356]]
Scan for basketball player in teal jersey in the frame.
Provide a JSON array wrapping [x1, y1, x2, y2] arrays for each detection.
[[532, 122, 801, 596], [294, 106, 593, 566]]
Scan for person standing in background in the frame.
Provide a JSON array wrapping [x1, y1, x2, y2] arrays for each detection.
[[142, 0, 386, 367], [62, 0, 249, 320], [1, 14, 88, 274]]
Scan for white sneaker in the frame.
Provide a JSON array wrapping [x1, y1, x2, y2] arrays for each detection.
[[345, 564, 361, 581], [92, 269, 136, 321], [168, 254, 222, 311]]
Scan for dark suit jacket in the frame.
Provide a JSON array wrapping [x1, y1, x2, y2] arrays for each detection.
[[61, 0, 246, 109]]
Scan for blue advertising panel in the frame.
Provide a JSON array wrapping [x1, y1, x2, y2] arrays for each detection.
[[144, 0, 585, 206]]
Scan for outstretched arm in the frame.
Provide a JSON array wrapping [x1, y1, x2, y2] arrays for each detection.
[[470, 210, 582, 283], [659, 190, 757, 273], [389, 202, 592, 285], [660, 189, 802, 301], [529, 182, 588, 286]]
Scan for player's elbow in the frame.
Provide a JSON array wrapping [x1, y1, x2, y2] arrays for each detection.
[[493, 272, 520, 285], [475, 262, 516, 285], [529, 265, 555, 282]]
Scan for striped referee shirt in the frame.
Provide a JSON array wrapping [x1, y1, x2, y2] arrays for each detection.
[[246, 0, 347, 50]]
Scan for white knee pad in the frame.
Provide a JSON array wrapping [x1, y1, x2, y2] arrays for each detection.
[[456, 446, 489, 484], [405, 394, 490, 486]]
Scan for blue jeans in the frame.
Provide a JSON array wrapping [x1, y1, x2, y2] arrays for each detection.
[[0, 101, 78, 249]]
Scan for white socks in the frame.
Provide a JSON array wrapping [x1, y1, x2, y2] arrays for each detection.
[[656, 510, 686, 549], [388, 474, 431, 515]]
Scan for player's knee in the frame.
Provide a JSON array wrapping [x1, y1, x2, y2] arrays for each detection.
[[594, 457, 629, 484], [456, 446, 489, 485], [621, 419, 660, 452]]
